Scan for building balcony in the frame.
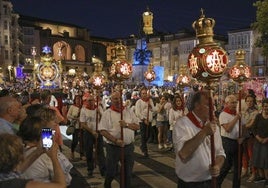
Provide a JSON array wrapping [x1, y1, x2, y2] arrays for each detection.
[[252, 61, 266, 66]]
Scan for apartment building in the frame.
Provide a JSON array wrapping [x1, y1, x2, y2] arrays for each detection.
[[0, 0, 19, 80]]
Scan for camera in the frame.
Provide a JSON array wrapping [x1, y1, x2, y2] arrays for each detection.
[[41, 128, 53, 149]]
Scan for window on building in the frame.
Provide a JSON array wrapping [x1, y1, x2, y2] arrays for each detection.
[[4, 50, 9, 60], [23, 27, 34, 35], [173, 47, 178, 55], [25, 48, 31, 56], [258, 68, 264, 76], [3, 5, 7, 15], [4, 20, 8, 30], [4, 35, 8, 45], [231, 36, 235, 46], [243, 34, 248, 47], [237, 35, 241, 47]]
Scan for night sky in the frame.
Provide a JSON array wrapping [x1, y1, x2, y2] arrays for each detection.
[[10, 0, 257, 38]]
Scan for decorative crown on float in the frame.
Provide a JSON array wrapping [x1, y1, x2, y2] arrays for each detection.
[[109, 41, 132, 82], [188, 9, 229, 83], [229, 49, 251, 83]]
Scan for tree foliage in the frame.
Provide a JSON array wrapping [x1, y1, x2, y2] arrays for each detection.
[[253, 0, 268, 57]]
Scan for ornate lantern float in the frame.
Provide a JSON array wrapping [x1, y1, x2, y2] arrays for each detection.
[[110, 42, 132, 82], [89, 61, 107, 90], [36, 46, 61, 89], [229, 49, 251, 179], [188, 9, 228, 84], [144, 62, 156, 83], [176, 64, 191, 89], [109, 41, 132, 188], [187, 9, 229, 188], [89, 60, 107, 168], [229, 49, 251, 83]]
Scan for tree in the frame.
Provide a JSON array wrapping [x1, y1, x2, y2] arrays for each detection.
[[253, 0, 268, 56]]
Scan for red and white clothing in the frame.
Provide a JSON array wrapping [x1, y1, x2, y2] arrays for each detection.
[[219, 111, 240, 139], [168, 107, 187, 131], [80, 106, 103, 131], [98, 108, 139, 145], [135, 98, 155, 122], [173, 112, 225, 182]]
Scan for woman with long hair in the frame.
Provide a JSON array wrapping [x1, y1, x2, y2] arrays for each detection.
[[66, 95, 84, 160], [168, 93, 188, 148]]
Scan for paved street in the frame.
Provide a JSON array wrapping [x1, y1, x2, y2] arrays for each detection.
[[60, 126, 264, 188]]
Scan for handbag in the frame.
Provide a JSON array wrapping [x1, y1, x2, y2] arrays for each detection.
[[66, 120, 76, 135]]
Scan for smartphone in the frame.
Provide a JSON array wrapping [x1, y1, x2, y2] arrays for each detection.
[[41, 128, 53, 149]]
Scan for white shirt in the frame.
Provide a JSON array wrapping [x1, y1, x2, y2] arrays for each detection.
[[99, 108, 139, 145], [156, 102, 171, 121], [67, 105, 80, 129], [135, 98, 155, 122], [168, 107, 187, 130], [80, 106, 102, 131], [21, 146, 73, 185], [173, 114, 225, 182], [49, 95, 58, 107], [219, 111, 239, 139]]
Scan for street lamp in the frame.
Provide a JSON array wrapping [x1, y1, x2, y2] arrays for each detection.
[[187, 9, 229, 188]]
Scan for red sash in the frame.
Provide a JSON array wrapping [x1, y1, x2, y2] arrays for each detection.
[[223, 107, 237, 115], [187, 111, 203, 129], [110, 105, 124, 113]]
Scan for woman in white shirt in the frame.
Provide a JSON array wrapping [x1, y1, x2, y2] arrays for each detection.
[[169, 94, 188, 148], [66, 95, 82, 160]]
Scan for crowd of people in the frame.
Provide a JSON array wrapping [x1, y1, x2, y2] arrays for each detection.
[[0, 83, 268, 188]]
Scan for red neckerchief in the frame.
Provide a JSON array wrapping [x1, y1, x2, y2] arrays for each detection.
[[187, 111, 203, 129], [110, 105, 124, 113], [73, 104, 81, 108], [141, 97, 149, 102], [173, 104, 184, 111], [85, 105, 97, 110], [223, 107, 237, 115]]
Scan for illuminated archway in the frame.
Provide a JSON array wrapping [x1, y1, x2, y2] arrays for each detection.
[[53, 41, 71, 60], [74, 45, 85, 61]]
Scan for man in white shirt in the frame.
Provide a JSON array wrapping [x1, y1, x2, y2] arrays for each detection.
[[135, 87, 155, 157], [173, 91, 225, 188], [218, 94, 242, 188], [80, 95, 106, 177], [99, 91, 140, 188]]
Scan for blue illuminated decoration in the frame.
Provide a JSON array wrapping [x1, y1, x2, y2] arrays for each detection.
[[133, 38, 152, 65], [16, 67, 24, 79], [144, 66, 164, 86], [42, 46, 52, 54]]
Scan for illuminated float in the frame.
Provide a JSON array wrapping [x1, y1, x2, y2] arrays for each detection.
[[36, 46, 62, 88]]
